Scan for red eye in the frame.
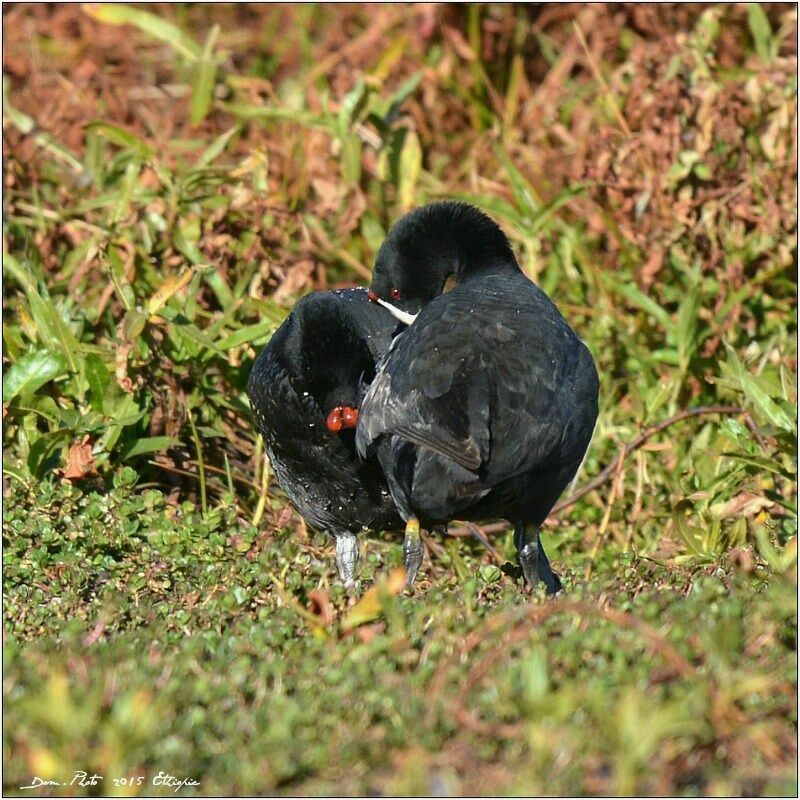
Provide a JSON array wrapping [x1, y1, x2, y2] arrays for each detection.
[[390, 287, 402, 300]]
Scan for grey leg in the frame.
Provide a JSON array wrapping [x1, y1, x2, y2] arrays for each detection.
[[403, 518, 424, 589], [537, 540, 562, 595], [334, 531, 359, 588], [514, 522, 562, 595]]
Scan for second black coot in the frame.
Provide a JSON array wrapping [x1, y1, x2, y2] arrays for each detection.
[[247, 289, 403, 586], [356, 202, 599, 593]]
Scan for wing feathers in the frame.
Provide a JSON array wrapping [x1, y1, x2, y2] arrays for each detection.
[[390, 422, 482, 472]]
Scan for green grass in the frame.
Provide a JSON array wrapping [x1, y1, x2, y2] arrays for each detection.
[[3, 477, 797, 795], [2, 3, 797, 795]]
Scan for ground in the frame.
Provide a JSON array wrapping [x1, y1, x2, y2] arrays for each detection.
[[2, 3, 797, 796]]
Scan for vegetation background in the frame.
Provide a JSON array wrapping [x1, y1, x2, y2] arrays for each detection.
[[3, 3, 797, 795]]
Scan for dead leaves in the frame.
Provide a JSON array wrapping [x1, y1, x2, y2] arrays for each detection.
[[272, 260, 315, 307], [340, 567, 407, 632], [581, 8, 796, 284], [270, 567, 408, 639], [62, 435, 97, 480], [308, 589, 335, 628], [309, 181, 367, 239], [146, 268, 195, 317], [115, 340, 134, 393], [310, 177, 343, 215], [149, 372, 187, 438], [714, 491, 775, 520]]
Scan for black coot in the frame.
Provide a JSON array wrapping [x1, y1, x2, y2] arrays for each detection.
[[247, 289, 403, 586], [356, 201, 599, 593]]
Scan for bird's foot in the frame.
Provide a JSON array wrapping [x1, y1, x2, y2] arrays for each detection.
[[515, 523, 562, 596], [500, 561, 523, 581], [518, 540, 541, 590], [334, 531, 360, 588], [539, 557, 562, 595], [403, 518, 424, 589]]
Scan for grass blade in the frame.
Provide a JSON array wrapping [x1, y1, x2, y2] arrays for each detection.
[[190, 25, 220, 125], [724, 342, 795, 432], [82, 4, 201, 61], [747, 3, 775, 63]]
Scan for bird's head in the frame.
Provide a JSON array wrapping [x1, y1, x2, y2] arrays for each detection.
[[366, 201, 517, 324]]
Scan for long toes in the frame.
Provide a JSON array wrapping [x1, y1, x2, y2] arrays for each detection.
[[404, 566, 420, 590], [543, 573, 562, 595]]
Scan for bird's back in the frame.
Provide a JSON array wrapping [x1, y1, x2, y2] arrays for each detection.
[[248, 289, 402, 533], [358, 272, 599, 524]]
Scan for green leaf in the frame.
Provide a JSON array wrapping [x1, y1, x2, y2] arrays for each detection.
[[194, 126, 241, 170], [672, 500, 714, 559], [717, 451, 796, 481], [222, 103, 337, 134], [3, 350, 68, 404], [370, 35, 410, 82], [107, 247, 135, 311], [27, 291, 81, 372], [190, 25, 220, 125], [249, 300, 289, 327], [528, 184, 585, 236], [112, 161, 140, 226], [381, 70, 424, 117], [171, 321, 225, 357], [84, 354, 111, 413], [644, 379, 676, 422], [232, 586, 248, 605], [338, 80, 367, 132], [2, 252, 36, 294], [397, 130, 422, 212], [724, 342, 795, 433], [3, 92, 35, 134], [651, 348, 680, 366], [13, 396, 62, 425], [493, 144, 539, 219], [747, 4, 774, 63], [3, 90, 83, 173], [676, 273, 700, 369], [2, 458, 28, 483], [26, 429, 72, 480], [83, 4, 202, 61], [121, 436, 179, 460], [84, 122, 154, 159], [217, 321, 276, 350], [340, 133, 363, 185], [202, 268, 234, 310], [123, 310, 147, 341], [601, 274, 673, 331], [173, 227, 205, 266]]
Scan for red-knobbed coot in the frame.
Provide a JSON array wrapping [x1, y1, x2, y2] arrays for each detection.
[[247, 289, 403, 586], [356, 201, 599, 593]]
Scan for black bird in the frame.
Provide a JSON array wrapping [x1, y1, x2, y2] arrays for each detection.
[[247, 289, 403, 586], [356, 201, 599, 593]]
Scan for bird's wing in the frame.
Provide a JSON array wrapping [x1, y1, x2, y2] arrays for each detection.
[[357, 279, 580, 479], [356, 301, 495, 472]]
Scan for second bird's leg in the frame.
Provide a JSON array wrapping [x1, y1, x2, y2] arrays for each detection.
[[403, 518, 425, 589], [334, 531, 359, 588], [514, 522, 562, 595]]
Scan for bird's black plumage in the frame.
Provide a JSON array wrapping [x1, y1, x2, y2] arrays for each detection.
[[356, 201, 599, 591], [247, 289, 403, 541]]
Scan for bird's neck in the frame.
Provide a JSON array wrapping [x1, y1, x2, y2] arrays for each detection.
[[457, 255, 520, 283], [438, 244, 520, 289]]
